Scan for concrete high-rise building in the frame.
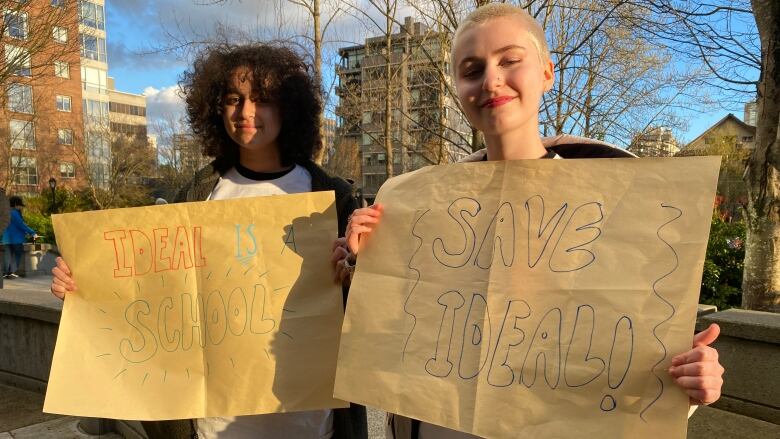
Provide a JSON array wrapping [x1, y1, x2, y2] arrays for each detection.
[[79, 0, 110, 188], [108, 76, 154, 183], [321, 117, 337, 164], [744, 101, 757, 127], [627, 127, 679, 157], [1, 0, 86, 194], [108, 77, 147, 141], [335, 17, 469, 201], [172, 133, 208, 176]]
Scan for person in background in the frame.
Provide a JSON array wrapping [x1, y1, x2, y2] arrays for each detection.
[[2, 196, 38, 279]]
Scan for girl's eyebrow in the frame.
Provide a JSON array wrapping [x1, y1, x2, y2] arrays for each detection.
[[493, 44, 528, 55], [458, 45, 528, 69]]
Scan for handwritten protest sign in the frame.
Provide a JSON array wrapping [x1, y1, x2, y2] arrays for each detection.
[[44, 192, 348, 420], [335, 157, 720, 438]]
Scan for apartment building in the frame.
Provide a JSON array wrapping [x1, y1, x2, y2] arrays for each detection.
[[627, 126, 680, 157], [335, 17, 469, 201], [2, 0, 151, 194], [2, 0, 85, 194]]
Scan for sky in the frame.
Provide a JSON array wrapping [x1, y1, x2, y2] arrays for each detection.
[[105, 0, 757, 145]]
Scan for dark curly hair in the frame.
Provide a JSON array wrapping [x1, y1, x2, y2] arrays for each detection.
[[180, 43, 322, 168]]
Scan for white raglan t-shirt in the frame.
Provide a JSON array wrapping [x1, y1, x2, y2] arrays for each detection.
[[196, 163, 334, 439]]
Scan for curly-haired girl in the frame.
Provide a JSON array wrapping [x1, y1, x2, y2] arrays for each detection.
[[51, 43, 366, 439]]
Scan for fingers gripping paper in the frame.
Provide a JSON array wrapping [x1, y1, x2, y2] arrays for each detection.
[[44, 192, 348, 420], [335, 157, 721, 438]]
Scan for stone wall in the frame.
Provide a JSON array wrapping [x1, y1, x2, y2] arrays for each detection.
[[696, 308, 780, 424], [1, 290, 777, 436]]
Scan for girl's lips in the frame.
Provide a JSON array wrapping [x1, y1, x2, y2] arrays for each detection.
[[482, 96, 516, 108]]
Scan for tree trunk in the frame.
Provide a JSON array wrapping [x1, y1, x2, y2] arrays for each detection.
[[311, 0, 327, 165], [742, 0, 780, 311], [384, 11, 394, 179]]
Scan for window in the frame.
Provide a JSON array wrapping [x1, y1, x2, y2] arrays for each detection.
[[4, 45, 31, 76], [53, 26, 67, 43], [362, 133, 372, 146], [55, 61, 69, 78], [362, 111, 372, 124], [51, 0, 65, 7], [109, 102, 147, 116], [364, 174, 385, 189], [11, 156, 37, 185], [80, 34, 107, 62], [56, 95, 72, 112], [79, 1, 105, 30], [60, 162, 76, 179], [4, 11, 28, 39], [7, 83, 33, 113], [83, 98, 109, 125], [9, 120, 34, 149], [377, 153, 386, 163], [81, 66, 107, 93], [85, 131, 110, 159], [58, 128, 73, 145]]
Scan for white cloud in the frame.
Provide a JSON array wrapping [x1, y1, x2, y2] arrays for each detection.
[[143, 85, 186, 127]]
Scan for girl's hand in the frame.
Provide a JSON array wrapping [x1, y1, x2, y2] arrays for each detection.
[[50, 257, 76, 300], [345, 204, 384, 255], [331, 237, 355, 286], [669, 323, 725, 405]]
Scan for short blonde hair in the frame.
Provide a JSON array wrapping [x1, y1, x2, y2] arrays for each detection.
[[451, 3, 551, 71]]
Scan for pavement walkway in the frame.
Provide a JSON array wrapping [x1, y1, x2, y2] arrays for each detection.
[[0, 273, 124, 438]]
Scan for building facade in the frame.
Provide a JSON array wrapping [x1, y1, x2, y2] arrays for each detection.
[[79, 0, 110, 188], [172, 133, 208, 177], [108, 76, 154, 184], [335, 17, 469, 201], [2, 0, 150, 195], [627, 127, 679, 157], [1, 0, 86, 194], [681, 113, 756, 155]]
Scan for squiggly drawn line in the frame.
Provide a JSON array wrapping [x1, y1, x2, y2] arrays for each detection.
[[640, 204, 682, 422], [402, 209, 430, 361]]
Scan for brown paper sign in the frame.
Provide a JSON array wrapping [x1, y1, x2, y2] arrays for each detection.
[[335, 157, 720, 438], [44, 192, 348, 420]]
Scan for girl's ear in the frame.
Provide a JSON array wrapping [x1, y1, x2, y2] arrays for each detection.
[[542, 59, 554, 92]]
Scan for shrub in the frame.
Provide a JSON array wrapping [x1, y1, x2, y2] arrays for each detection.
[[22, 211, 54, 244], [700, 212, 745, 310]]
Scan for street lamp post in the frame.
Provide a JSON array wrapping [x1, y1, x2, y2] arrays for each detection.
[[48, 177, 57, 214]]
